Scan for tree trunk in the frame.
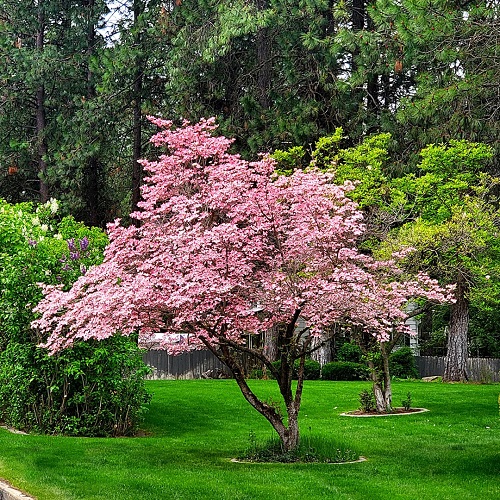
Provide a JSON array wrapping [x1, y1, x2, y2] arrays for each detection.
[[351, 0, 365, 32], [131, 0, 144, 217], [218, 343, 301, 451], [364, 6, 380, 133], [36, 3, 49, 203], [443, 277, 469, 382], [202, 312, 305, 452], [368, 342, 392, 412], [263, 325, 278, 361], [255, 0, 271, 110], [310, 334, 334, 365], [83, 0, 100, 227], [261, 325, 278, 379]]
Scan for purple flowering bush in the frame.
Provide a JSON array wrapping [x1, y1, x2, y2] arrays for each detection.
[[0, 199, 150, 435]]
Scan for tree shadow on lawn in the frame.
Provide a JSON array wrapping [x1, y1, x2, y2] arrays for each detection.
[[143, 384, 258, 441]]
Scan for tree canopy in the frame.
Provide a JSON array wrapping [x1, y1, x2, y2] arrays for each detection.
[[33, 119, 452, 448]]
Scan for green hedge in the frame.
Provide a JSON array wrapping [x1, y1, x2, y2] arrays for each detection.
[[250, 359, 321, 380], [321, 361, 370, 381], [336, 342, 363, 363], [389, 347, 419, 379]]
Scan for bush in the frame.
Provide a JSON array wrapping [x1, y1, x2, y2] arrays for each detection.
[[0, 199, 151, 435], [0, 336, 151, 436], [336, 342, 363, 363], [267, 358, 321, 380], [295, 359, 321, 380], [359, 388, 376, 412], [321, 361, 369, 381], [248, 368, 265, 379], [389, 347, 419, 379]]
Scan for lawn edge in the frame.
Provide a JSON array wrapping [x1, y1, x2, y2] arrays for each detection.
[[0, 478, 35, 500]]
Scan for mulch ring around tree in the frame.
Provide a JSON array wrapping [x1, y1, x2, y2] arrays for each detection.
[[340, 408, 429, 417], [230, 456, 368, 464]]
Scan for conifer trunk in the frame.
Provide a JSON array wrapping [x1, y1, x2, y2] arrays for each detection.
[[131, 0, 144, 216], [255, 0, 271, 110], [36, 2, 49, 203], [83, 0, 100, 227], [443, 277, 469, 382]]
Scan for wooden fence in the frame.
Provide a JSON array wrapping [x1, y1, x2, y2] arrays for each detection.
[[415, 356, 500, 383], [143, 350, 500, 382], [143, 350, 231, 379]]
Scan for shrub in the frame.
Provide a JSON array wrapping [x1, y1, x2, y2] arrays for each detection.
[[248, 368, 265, 379], [336, 342, 363, 363], [401, 392, 412, 411], [267, 358, 321, 380], [271, 146, 307, 176], [0, 336, 151, 436], [321, 361, 369, 381], [389, 347, 419, 379], [359, 388, 376, 412], [0, 199, 151, 435], [294, 359, 321, 380]]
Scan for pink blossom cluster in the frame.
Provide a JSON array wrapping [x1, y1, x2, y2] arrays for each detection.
[[32, 118, 453, 353]]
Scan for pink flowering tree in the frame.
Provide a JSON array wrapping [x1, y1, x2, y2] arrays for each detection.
[[33, 118, 452, 451]]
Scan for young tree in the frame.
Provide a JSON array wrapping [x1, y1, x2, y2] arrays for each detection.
[[33, 118, 450, 450], [352, 303, 430, 412]]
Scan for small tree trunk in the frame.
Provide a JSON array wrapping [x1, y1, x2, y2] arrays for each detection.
[[443, 277, 469, 382], [83, 0, 101, 227], [204, 314, 305, 452], [225, 350, 301, 451], [310, 335, 334, 365], [204, 326, 307, 451], [36, 85, 49, 203], [281, 404, 299, 451], [380, 343, 392, 410], [369, 342, 392, 412]]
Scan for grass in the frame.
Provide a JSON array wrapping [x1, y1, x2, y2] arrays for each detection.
[[238, 432, 359, 463], [0, 380, 499, 499]]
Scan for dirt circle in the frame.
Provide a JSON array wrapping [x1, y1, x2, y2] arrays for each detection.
[[230, 456, 368, 464], [340, 408, 429, 417]]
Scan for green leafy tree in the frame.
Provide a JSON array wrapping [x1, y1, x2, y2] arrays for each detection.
[[317, 130, 499, 382], [162, 0, 376, 156], [0, 1, 110, 218], [0, 1, 168, 225], [359, 0, 500, 167], [379, 141, 499, 381]]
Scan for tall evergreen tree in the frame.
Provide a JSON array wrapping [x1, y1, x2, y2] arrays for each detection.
[[0, 1, 110, 217], [359, 0, 500, 167]]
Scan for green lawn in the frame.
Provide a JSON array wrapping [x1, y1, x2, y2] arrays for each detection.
[[0, 380, 499, 500]]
